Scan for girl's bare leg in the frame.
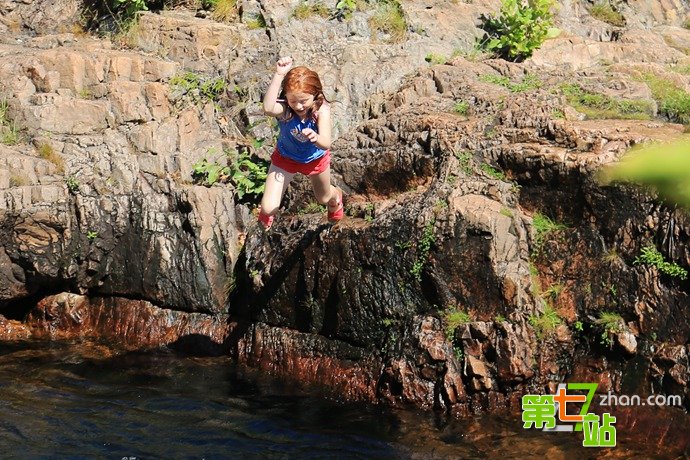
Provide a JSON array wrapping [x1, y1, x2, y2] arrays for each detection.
[[310, 166, 339, 208], [260, 163, 294, 216]]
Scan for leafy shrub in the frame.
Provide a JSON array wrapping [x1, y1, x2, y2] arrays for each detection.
[[478, 0, 554, 61], [634, 245, 688, 280], [192, 150, 268, 200]]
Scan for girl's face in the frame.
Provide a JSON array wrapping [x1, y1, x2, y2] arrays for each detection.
[[285, 91, 315, 117]]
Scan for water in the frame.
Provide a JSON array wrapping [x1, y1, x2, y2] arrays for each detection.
[[0, 340, 680, 458]]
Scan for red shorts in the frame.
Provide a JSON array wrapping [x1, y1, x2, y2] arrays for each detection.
[[271, 149, 330, 176]]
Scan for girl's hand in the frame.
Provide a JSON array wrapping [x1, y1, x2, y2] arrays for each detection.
[[276, 57, 293, 76], [301, 128, 318, 143]]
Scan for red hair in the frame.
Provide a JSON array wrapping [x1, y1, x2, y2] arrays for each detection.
[[279, 66, 327, 119]]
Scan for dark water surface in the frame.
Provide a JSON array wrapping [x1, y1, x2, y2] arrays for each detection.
[[0, 340, 678, 459]]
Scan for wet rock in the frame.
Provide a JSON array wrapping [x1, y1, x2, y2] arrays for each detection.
[[26, 293, 233, 352], [237, 323, 379, 403]]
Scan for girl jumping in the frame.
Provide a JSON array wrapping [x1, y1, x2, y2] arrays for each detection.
[[257, 56, 344, 229]]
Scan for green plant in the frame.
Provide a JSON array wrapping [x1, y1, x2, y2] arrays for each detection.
[[410, 219, 436, 281], [480, 73, 542, 92], [9, 175, 27, 187], [223, 272, 236, 300], [500, 207, 514, 218], [673, 64, 690, 75], [369, 0, 407, 43], [211, 0, 237, 22], [192, 150, 268, 200], [443, 305, 472, 340], [37, 143, 65, 173], [335, 0, 358, 19], [531, 212, 567, 253], [454, 101, 470, 115], [364, 202, 375, 222], [541, 282, 563, 300], [395, 240, 413, 250], [292, 1, 330, 19], [246, 13, 267, 29], [298, 202, 327, 215], [116, 0, 148, 18], [529, 306, 562, 340], [494, 314, 506, 323], [513, 74, 542, 92], [455, 150, 473, 175], [170, 71, 227, 106], [192, 157, 228, 186], [425, 53, 447, 65], [0, 100, 20, 145], [573, 320, 583, 332], [433, 199, 448, 214], [86, 231, 98, 241], [1, 121, 20, 145], [480, 163, 506, 180], [478, 0, 554, 61], [638, 73, 690, 125], [633, 245, 688, 280], [589, 2, 625, 27], [560, 83, 652, 120], [595, 311, 623, 347], [65, 176, 80, 193]]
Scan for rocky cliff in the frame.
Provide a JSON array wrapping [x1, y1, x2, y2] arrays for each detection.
[[0, 0, 689, 449]]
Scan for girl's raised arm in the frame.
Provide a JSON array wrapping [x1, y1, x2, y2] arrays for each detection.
[[263, 57, 292, 117]]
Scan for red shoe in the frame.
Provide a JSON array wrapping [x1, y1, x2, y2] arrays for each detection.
[[258, 210, 274, 229], [327, 187, 344, 223]]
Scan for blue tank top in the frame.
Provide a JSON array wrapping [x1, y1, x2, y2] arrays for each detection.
[[276, 113, 326, 163]]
